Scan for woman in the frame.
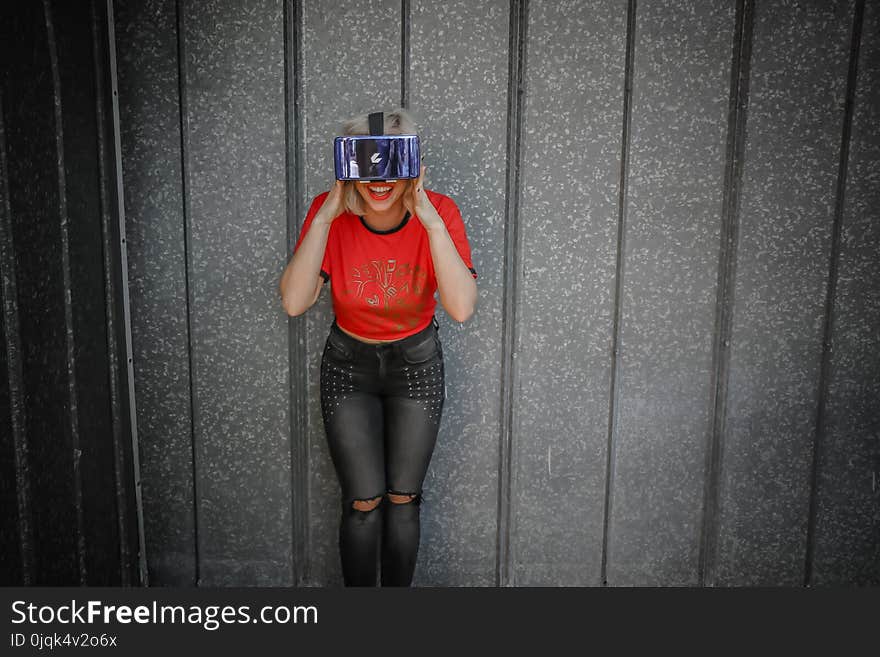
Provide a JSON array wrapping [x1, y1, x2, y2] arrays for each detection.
[[278, 109, 477, 586]]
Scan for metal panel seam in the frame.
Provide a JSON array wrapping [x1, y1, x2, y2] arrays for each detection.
[[92, 0, 129, 586], [496, 0, 528, 588], [106, 0, 148, 589], [804, 0, 866, 588], [0, 90, 35, 585], [600, 0, 636, 588], [699, 0, 754, 588], [176, 0, 201, 587], [44, 0, 88, 585], [401, 0, 410, 109], [285, 0, 310, 587]]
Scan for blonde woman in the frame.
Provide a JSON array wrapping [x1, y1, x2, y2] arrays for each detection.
[[279, 109, 477, 586]]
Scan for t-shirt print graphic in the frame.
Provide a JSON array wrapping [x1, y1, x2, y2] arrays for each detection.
[[350, 259, 429, 312]]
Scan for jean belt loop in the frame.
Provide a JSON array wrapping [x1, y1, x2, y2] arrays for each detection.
[[432, 315, 439, 331]]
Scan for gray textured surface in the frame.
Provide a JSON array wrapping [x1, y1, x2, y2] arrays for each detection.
[[115, 0, 197, 586], [54, 0, 120, 584], [607, 0, 734, 586], [301, 0, 402, 586], [0, 0, 141, 586], [716, 0, 852, 586], [409, 0, 508, 587], [183, 0, 291, 585], [109, 0, 880, 586], [512, 0, 625, 586], [812, 0, 880, 586], [2, 0, 80, 584], [0, 88, 24, 585]]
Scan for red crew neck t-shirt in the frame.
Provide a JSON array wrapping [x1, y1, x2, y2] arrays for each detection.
[[293, 189, 477, 341]]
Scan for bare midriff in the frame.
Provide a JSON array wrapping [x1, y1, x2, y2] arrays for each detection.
[[337, 323, 400, 345]]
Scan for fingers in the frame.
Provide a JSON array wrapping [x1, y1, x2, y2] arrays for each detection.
[[330, 179, 344, 202]]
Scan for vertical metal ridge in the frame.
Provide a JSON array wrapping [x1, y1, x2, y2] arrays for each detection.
[[106, 0, 149, 586], [92, 0, 128, 585], [401, 0, 410, 109], [285, 0, 310, 587], [600, 0, 636, 588], [699, 0, 754, 588], [496, 0, 528, 588], [283, 0, 295, 587], [105, 0, 147, 588], [176, 0, 201, 587], [804, 0, 865, 589], [91, 0, 126, 584], [0, 90, 34, 586], [44, 0, 88, 585]]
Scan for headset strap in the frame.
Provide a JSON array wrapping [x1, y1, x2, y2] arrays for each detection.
[[368, 111, 384, 136]]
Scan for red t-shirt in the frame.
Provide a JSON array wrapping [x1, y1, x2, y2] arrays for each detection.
[[293, 189, 477, 340]]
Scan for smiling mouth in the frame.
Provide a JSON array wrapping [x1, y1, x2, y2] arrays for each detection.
[[366, 184, 392, 201]]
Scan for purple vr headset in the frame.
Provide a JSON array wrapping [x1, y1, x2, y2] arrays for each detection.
[[334, 111, 421, 181]]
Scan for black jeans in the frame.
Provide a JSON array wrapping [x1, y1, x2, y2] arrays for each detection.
[[320, 318, 445, 586]]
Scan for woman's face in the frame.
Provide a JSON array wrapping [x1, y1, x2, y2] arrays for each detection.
[[355, 179, 408, 215]]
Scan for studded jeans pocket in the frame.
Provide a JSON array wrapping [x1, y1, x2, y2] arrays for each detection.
[[324, 331, 354, 361], [401, 347, 445, 425], [401, 334, 441, 365], [320, 338, 357, 422]]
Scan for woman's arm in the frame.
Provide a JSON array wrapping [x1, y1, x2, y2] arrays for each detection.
[[279, 182, 343, 316], [425, 214, 478, 322], [409, 168, 477, 323]]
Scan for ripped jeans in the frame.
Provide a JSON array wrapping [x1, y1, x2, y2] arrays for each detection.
[[320, 318, 445, 586]]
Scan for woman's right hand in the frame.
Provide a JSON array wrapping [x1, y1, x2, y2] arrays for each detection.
[[315, 180, 345, 225], [280, 181, 343, 316]]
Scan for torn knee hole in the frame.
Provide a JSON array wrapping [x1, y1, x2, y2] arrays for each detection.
[[351, 496, 382, 512], [386, 492, 419, 504]]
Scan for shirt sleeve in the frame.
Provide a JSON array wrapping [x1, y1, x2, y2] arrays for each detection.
[[293, 192, 332, 282], [439, 196, 477, 279]]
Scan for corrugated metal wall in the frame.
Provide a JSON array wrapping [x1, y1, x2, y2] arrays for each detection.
[[1, 0, 142, 585], [109, 0, 878, 586]]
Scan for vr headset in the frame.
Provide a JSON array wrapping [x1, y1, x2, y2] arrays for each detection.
[[334, 111, 421, 181]]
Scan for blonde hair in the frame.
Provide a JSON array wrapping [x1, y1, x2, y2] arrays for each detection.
[[340, 108, 419, 216]]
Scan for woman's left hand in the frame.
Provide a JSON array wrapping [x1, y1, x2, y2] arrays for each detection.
[[408, 166, 443, 230]]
